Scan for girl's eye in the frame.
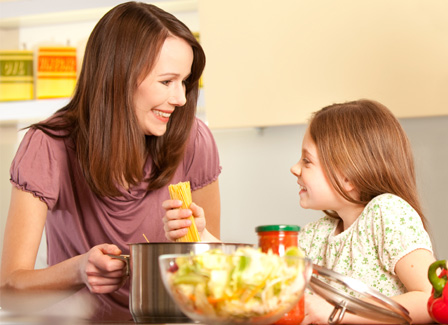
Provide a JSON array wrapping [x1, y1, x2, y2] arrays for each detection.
[[161, 80, 171, 86], [302, 158, 311, 165]]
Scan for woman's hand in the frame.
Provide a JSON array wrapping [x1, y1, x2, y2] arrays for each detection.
[[162, 200, 206, 241], [78, 244, 127, 294]]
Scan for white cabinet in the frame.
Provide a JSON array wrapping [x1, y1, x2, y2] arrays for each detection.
[[198, 0, 448, 129], [3, 1, 448, 128]]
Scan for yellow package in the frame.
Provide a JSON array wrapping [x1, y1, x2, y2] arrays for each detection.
[[0, 50, 34, 101], [36, 46, 77, 99]]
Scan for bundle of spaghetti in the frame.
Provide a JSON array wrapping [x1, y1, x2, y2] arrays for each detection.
[[168, 181, 201, 242]]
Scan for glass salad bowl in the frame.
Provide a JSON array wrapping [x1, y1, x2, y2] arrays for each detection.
[[159, 247, 312, 324]]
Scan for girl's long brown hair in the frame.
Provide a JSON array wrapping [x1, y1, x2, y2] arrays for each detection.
[[30, 2, 206, 197], [309, 99, 428, 229]]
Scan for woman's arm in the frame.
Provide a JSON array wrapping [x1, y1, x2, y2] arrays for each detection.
[[163, 179, 221, 242], [1, 186, 126, 294], [191, 179, 220, 240]]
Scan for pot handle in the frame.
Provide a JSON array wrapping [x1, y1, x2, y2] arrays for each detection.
[[108, 254, 130, 276]]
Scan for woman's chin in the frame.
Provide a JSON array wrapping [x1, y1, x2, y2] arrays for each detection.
[[144, 127, 167, 137]]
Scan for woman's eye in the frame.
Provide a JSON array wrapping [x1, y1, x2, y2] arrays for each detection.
[[302, 158, 311, 164], [161, 80, 171, 86]]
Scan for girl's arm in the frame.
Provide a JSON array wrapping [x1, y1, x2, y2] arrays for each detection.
[[1, 186, 127, 294], [163, 179, 221, 242], [302, 249, 435, 324], [392, 248, 435, 324]]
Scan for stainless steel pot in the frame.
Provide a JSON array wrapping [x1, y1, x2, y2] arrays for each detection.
[[123, 242, 252, 323]]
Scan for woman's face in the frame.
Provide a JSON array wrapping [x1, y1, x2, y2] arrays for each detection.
[[290, 128, 344, 211], [134, 36, 194, 136]]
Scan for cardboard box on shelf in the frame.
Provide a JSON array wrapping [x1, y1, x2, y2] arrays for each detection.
[[36, 47, 77, 99], [0, 50, 34, 102]]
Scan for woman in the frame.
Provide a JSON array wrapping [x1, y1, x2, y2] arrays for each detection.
[[1, 2, 221, 321]]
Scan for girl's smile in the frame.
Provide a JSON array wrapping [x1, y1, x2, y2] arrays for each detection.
[[291, 128, 345, 213]]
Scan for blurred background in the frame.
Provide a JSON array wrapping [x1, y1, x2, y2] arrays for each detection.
[[1, 0, 447, 268]]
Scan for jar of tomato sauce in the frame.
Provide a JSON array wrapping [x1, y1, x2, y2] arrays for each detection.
[[255, 225, 304, 325]]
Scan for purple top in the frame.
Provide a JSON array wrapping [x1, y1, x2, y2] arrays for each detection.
[[10, 117, 221, 321]]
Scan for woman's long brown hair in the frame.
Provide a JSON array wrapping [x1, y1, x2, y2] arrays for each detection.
[[30, 2, 206, 197], [309, 99, 428, 229]]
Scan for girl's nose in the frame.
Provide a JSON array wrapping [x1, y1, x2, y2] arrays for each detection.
[[290, 163, 301, 177]]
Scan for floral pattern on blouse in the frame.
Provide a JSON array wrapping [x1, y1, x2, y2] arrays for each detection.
[[298, 193, 433, 297]]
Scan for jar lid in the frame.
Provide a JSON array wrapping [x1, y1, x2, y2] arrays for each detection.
[[255, 225, 301, 232]]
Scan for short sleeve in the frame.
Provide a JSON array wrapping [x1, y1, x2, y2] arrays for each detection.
[[184, 118, 222, 191], [372, 194, 433, 274], [10, 128, 61, 209]]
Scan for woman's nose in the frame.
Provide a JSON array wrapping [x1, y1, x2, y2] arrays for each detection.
[[169, 83, 187, 107]]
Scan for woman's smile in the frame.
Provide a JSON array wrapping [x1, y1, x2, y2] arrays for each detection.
[[134, 36, 193, 136], [152, 108, 173, 122]]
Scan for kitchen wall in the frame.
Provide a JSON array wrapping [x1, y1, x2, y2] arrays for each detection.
[[213, 116, 448, 259], [1, 116, 447, 269]]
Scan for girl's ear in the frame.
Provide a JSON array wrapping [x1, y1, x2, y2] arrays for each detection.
[[342, 177, 356, 192]]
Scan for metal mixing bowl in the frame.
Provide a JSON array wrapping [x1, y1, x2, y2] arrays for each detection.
[[126, 242, 252, 323]]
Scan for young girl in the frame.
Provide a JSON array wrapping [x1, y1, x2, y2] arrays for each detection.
[[164, 99, 435, 324], [290, 99, 434, 324]]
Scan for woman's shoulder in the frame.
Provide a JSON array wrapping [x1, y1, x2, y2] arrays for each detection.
[[12, 127, 73, 176], [20, 127, 71, 153], [185, 117, 218, 155], [11, 127, 72, 209], [182, 117, 221, 190], [190, 117, 213, 140]]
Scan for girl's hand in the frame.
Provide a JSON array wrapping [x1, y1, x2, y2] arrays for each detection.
[[79, 244, 127, 294], [302, 292, 334, 324], [162, 199, 206, 241]]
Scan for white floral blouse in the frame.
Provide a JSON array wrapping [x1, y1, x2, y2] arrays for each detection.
[[298, 193, 433, 297]]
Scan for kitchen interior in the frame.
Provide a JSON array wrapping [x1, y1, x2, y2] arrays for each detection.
[[0, 0, 448, 324]]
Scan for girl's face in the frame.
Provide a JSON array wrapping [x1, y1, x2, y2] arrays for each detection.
[[134, 36, 194, 136], [290, 128, 346, 212]]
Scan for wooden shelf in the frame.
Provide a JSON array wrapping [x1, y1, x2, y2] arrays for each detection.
[[0, 89, 205, 125], [0, 98, 69, 124]]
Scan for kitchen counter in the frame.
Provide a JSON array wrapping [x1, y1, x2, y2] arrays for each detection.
[[0, 287, 200, 325], [0, 313, 198, 325]]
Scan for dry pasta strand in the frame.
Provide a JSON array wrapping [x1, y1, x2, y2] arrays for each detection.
[[168, 181, 201, 242]]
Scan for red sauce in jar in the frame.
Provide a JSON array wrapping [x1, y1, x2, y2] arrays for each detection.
[[255, 225, 304, 325]]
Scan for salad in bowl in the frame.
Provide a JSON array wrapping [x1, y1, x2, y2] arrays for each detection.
[[159, 246, 311, 324]]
